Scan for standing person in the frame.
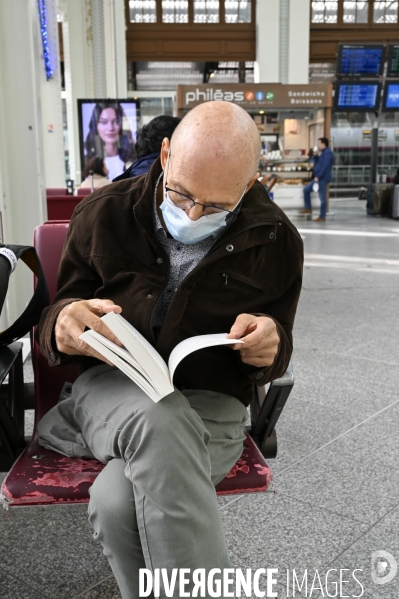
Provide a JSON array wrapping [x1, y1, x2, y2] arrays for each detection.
[[79, 157, 111, 190], [300, 137, 335, 222], [84, 102, 136, 181], [113, 115, 181, 182], [37, 101, 303, 599]]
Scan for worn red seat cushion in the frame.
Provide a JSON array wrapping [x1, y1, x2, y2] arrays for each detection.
[[1, 432, 271, 507]]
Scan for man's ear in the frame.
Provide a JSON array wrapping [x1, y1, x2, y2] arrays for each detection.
[[160, 138, 170, 170]]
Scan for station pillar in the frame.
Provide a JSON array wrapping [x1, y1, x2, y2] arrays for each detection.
[[0, 0, 48, 327], [60, 0, 128, 184], [256, 0, 310, 84], [39, 0, 66, 188]]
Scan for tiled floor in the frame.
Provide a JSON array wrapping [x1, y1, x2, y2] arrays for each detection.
[[1, 199, 399, 598]]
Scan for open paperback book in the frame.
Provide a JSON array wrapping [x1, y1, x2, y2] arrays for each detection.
[[79, 312, 244, 403]]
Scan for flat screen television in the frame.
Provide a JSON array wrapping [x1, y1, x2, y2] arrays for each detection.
[[382, 82, 399, 111], [77, 99, 139, 182], [334, 82, 381, 112], [337, 45, 385, 77], [387, 45, 399, 78]]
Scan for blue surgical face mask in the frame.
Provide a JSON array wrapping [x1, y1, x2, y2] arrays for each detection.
[[160, 188, 247, 245]]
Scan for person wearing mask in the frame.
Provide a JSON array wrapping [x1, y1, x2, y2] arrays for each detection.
[[79, 157, 111, 190], [37, 101, 303, 599], [300, 137, 335, 222], [113, 115, 181, 182]]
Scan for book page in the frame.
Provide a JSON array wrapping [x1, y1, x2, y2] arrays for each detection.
[[81, 330, 147, 376], [168, 334, 244, 383], [102, 312, 173, 397], [79, 330, 162, 402]]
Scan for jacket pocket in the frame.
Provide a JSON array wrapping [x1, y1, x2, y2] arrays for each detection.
[[217, 271, 265, 292]]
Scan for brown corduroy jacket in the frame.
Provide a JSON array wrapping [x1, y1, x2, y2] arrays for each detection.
[[38, 159, 304, 406]]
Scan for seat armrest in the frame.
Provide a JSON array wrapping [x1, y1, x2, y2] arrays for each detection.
[[0, 342, 26, 469], [270, 360, 294, 387], [250, 360, 294, 458], [0, 343, 23, 385]]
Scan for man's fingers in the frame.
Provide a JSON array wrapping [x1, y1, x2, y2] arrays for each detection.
[[230, 320, 277, 352], [227, 315, 280, 368], [57, 323, 114, 365], [84, 299, 122, 316], [230, 342, 246, 350], [76, 337, 114, 366], [239, 328, 279, 354], [55, 299, 123, 357], [227, 313, 257, 339], [86, 316, 123, 346]]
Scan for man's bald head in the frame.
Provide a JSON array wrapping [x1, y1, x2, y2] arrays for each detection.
[[159, 102, 261, 212], [171, 102, 261, 182]]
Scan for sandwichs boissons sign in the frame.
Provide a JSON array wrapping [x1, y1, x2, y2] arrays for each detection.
[[176, 83, 333, 110]]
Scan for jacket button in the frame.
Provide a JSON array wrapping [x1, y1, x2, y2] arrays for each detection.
[[269, 232, 275, 240], [156, 257, 163, 264], [255, 372, 265, 380], [226, 244, 234, 252], [49, 352, 56, 363], [147, 294, 153, 298]]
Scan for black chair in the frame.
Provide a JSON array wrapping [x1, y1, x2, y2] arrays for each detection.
[[0, 342, 26, 470]]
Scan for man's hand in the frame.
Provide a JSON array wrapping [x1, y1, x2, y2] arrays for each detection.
[[227, 314, 280, 368], [54, 299, 123, 364]]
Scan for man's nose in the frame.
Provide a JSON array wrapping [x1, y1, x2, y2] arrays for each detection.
[[186, 203, 204, 221]]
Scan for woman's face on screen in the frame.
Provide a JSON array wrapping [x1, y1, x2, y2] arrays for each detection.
[[97, 107, 121, 145]]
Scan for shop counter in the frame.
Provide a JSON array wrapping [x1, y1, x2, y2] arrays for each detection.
[[272, 184, 321, 212]]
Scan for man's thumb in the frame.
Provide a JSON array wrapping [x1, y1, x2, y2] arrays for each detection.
[[227, 314, 253, 338]]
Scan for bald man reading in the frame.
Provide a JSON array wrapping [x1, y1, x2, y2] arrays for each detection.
[[37, 102, 303, 599]]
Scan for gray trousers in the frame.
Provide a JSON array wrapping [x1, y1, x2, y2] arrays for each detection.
[[37, 365, 248, 599]]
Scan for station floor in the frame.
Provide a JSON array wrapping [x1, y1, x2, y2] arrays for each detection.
[[1, 199, 399, 598]]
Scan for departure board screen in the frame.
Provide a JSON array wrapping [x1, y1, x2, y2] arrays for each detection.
[[387, 45, 399, 77], [383, 83, 399, 111], [335, 82, 381, 111], [337, 45, 385, 77]]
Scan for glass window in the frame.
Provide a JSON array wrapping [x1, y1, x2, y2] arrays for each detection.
[[162, 0, 189, 23], [311, 1, 338, 23], [194, 1, 219, 22], [225, 1, 252, 23], [129, 0, 157, 23], [343, 1, 369, 23], [373, 1, 398, 23]]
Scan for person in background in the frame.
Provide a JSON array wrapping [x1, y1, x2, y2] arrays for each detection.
[[393, 167, 399, 186], [79, 157, 111, 190], [113, 115, 181, 182], [300, 137, 335, 222], [85, 102, 136, 181]]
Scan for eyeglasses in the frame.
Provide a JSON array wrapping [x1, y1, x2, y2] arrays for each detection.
[[164, 152, 244, 216]]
